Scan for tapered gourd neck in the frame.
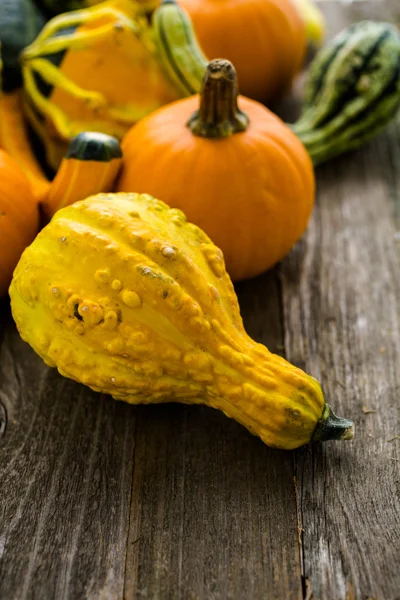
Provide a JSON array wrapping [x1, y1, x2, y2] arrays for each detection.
[[187, 59, 249, 138], [312, 404, 354, 443]]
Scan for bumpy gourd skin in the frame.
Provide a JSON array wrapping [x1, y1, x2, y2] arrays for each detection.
[[10, 193, 325, 450]]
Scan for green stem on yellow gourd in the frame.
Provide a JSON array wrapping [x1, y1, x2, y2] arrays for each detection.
[[187, 59, 249, 138], [312, 404, 354, 442]]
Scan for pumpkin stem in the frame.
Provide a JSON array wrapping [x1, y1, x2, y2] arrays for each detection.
[[312, 404, 354, 443], [187, 59, 249, 138]]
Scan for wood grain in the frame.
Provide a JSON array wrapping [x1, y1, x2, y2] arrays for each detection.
[[1, 276, 302, 600], [124, 270, 302, 600], [1, 2, 400, 599], [279, 3, 400, 598], [284, 148, 400, 600], [0, 303, 136, 600], [282, 21, 400, 600]]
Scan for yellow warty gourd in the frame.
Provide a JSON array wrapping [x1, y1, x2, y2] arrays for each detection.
[[9, 193, 353, 450]]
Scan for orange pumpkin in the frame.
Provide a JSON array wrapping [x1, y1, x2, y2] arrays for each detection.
[[178, 0, 306, 103], [117, 59, 315, 281], [0, 150, 39, 297]]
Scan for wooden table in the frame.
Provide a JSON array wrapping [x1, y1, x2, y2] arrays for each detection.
[[1, 2, 400, 599]]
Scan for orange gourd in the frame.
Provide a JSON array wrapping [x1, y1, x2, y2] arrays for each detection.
[[43, 131, 123, 219], [0, 150, 39, 297], [0, 91, 51, 204], [178, 0, 306, 103], [117, 59, 315, 281]]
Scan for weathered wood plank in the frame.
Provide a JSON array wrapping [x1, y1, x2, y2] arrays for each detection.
[[279, 3, 400, 597], [1, 2, 400, 599], [284, 149, 400, 600], [1, 275, 302, 599], [124, 271, 302, 600], [282, 4, 400, 597], [0, 303, 136, 600]]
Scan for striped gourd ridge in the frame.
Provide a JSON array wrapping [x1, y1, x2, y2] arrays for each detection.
[[292, 21, 400, 165], [9, 193, 354, 450], [152, 0, 208, 96]]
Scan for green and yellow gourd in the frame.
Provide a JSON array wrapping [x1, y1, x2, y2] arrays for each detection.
[[9, 193, 354, 450], [293, 21, 400, 165], [154, 13, 400, 163], [20, 0, 201, 170], [43, 131, 123, 218], [151, 0, 208, 96], [20, 4, 400, 176], [0, 1, 125, 204]]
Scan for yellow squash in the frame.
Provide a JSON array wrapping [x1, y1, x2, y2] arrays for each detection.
[[9, 193, 353, 450]]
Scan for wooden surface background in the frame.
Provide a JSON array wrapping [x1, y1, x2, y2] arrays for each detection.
[[1, 1, 400, 599]]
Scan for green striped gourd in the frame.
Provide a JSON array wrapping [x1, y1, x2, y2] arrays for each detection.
[[151, 0, 208, 96], [292, 21, 400, 165]]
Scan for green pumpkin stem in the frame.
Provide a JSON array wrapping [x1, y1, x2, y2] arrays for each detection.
[[312, 404, 354, 443], [187, 59, 249, 138]]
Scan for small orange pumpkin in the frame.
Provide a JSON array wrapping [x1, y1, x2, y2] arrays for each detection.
[[178, 0, 306, 103], [0, 149, 39, 297], [117, 59, 315, 281]]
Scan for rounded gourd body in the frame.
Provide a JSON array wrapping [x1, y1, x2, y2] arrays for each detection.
[[117, 62, 315, 282], [293, 21, 400, 165], [178, 0, 306, 103], [0, 149, 39, 297], [10, 192, 328, 450]]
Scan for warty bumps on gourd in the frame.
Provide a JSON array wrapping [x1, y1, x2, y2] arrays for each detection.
[[9, 193, 354, 450]]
